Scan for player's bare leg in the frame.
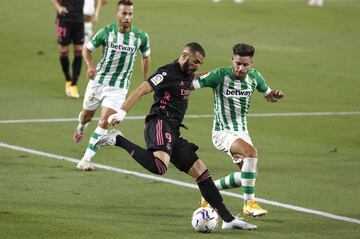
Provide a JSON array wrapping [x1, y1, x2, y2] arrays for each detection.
[[74, 109, 95, 143]]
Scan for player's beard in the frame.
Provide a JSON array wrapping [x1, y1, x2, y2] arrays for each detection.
[[233, 69, 246, 80], [122, 20, 131, 30], [183, 59, 192, 74], [237, 74, 245, 80]]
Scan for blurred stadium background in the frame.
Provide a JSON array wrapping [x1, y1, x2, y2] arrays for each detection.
[[0, 0, 359, 238]]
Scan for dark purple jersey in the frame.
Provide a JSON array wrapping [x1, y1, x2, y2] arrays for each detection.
[[57, 0, 84, 23], [146, 60, 194, 128]]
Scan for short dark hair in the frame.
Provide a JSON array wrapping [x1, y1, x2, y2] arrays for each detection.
[[117, 0, 133, 6], [185, 42, 206, 57], [233, 43, 255, 57]]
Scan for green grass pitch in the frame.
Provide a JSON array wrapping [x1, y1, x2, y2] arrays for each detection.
[[0, 0, 359, 238]]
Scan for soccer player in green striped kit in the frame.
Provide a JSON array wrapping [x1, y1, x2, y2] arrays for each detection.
[[192, 43, 284, 217], [74, 0, 151, 171]]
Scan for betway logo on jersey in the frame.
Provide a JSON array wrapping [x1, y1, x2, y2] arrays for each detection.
[[225, 89, 252, 97], [108, 42, 136, 54]]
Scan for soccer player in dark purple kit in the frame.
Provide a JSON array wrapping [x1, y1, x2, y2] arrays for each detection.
[[51, 0, 84, 98], [94, 42, 257, 230]]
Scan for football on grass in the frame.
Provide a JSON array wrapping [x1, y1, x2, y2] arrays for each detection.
[[191, 206, 219, 233]]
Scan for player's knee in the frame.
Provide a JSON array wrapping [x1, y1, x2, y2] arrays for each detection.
[[74, 49, 83, 58], [84, 15, 92, 22], [242, 146, 257, 158], [195, 168, 212, 183], [187, 159, 208, 179], [60, 51, 69, 58], [59, 46, 69, 54], [98, 118, 109, 128], [152, 157, 168, 175], [154, 167, 167, 175]]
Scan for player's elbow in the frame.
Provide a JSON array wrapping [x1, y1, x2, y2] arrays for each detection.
[[82, 47, 90, 58]]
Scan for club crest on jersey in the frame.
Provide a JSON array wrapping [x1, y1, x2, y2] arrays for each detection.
[[108, 42, 136, 54], [225, 89, 252, 97], [150, 74, 164, 86]]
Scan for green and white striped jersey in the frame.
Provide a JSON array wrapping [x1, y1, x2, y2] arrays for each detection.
[[86, 23, 150, 89], [193, 67, 271, 132]]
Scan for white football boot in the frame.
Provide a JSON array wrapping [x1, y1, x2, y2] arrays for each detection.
[[222, 216, 257, 230], [93, 129, 123, 149], [76, 160, 95, 171]]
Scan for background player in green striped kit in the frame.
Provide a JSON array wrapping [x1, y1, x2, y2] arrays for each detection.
[[192, 43, 284, 217], [74, 0, 151, 171]]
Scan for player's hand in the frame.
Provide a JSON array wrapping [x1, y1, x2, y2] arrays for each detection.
[[266, 89, 284, 102], [87, 67, 97, 80], [108, 110, 127, 126], [272, 89, 284, 99], [57, 6, 69, 16]]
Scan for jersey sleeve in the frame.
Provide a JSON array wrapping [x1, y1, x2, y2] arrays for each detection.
[[193, 68, 222, 89], [139, 32, 151, 57], [254, 70, 272, 96], [147, 67, 168, 91], [86, 27, 108, 51]]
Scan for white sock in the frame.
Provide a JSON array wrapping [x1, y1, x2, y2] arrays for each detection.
[[308, 0, 316, 5], [82, 126, 107, 162], [77, 111, 89, 132], [214, 172, 242, 190], [317, 0, 324, 6], [76, 122, 88, 132], [84, 22, 93, 43]]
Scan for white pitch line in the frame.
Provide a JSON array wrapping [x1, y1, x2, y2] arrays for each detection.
[[0, 111, 359, 124], [0, 142, 359, 225]]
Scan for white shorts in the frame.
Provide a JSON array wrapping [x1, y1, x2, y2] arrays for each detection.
[[83, 80, 127, 112], [83, 0, 95, 16], [212, 130, 253, 163]]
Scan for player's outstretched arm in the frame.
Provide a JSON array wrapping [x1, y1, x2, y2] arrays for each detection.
[[141, 56, 151, 81], [264, 89, 284, 102], [108, 81, 153, 125]]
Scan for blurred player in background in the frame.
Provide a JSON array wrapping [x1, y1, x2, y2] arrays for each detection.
[[51, 0, 84, 99], [192, 43, 284, 217], [308, 0, 324, 7], [93, 42, 257, 230], [213, 0, 244, 3], [83, 0, 108, 43], [74, 0, 151, 171]]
